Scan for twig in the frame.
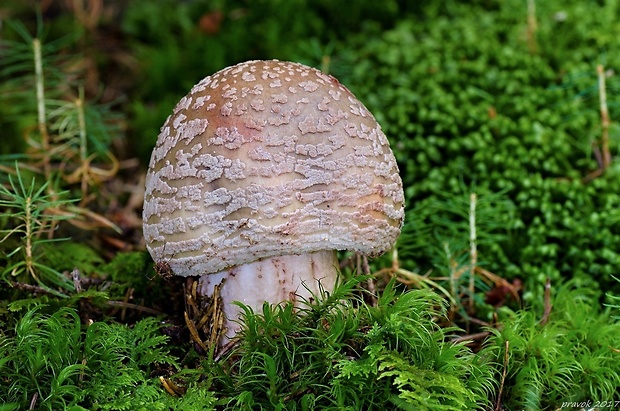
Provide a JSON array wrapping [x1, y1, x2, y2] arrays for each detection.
[[391, 247, 400, 272], [209, 285, 225, 347], [29, 392, 38, 410], [361, 255, 371, 276], [338, 254, 355, 270], [184, 278, 226, 352], [495, 340, 510, 411], [120, 287, 133, 321], [582, 166, 604, 183], [540, 278, 552, 326], [7, 280, 67, 297], [106, 300, 163, 315], [450, 331, 490, 344], [214, 338, 240, 362], [468, 317, 492, 327], [185, 278, 200, 318]]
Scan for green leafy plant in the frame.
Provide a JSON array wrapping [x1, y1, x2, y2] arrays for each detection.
[[341, 0, 620, 295], [81, 316, 180, 410], [0, 170, 78, 295], [329, 283, 496, 410], [0, 307, 86, 410], [486, 281, 620, 409], [0, 305, 180, 411], [0, 18, 120, 212], [393, 186, 518, 322], [207, 278, 496, 410], [0, 16, 122, 293]]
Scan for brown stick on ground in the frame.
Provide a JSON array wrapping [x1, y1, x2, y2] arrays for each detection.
[[451, 331, 490, 345], [7, 281, 66, 297]]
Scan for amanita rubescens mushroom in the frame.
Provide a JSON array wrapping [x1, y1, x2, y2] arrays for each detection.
[[143, 60, 404, 341]]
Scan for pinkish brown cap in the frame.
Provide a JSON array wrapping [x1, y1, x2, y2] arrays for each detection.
[[143, 60, 404, 276]]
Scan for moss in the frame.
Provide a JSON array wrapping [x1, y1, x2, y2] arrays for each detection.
[[341, 1, 620, 294]]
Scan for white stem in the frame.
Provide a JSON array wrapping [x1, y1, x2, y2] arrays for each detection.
[[197, 250, 339, 342], [469, 192, 477, 310]]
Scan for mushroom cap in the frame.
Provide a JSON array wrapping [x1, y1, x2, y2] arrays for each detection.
[[143, 60, 404, 277]]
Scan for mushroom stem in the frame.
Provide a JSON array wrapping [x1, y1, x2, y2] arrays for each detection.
[[197, 250, 339, 342]]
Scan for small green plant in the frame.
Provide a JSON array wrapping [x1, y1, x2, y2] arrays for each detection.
[[0, 307, 86, 410], [80, 316, 180, 410], [329, 283, 496, 410], [486, 281, 620, 409], [0, 170, 78, 295], [0, 16, 122, 294], [386, 185, 518, 325], [0, 305, 180, 411], [553, 60, 620, 182], [0, 18, 120, 214], [207, 278, 496, 410], [0, 278, 496, 410]]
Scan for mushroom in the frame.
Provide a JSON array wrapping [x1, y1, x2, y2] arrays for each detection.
[[143, 60, 404, 342]]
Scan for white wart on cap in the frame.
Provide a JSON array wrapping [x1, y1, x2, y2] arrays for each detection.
[[143, 60, 404, 340]]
